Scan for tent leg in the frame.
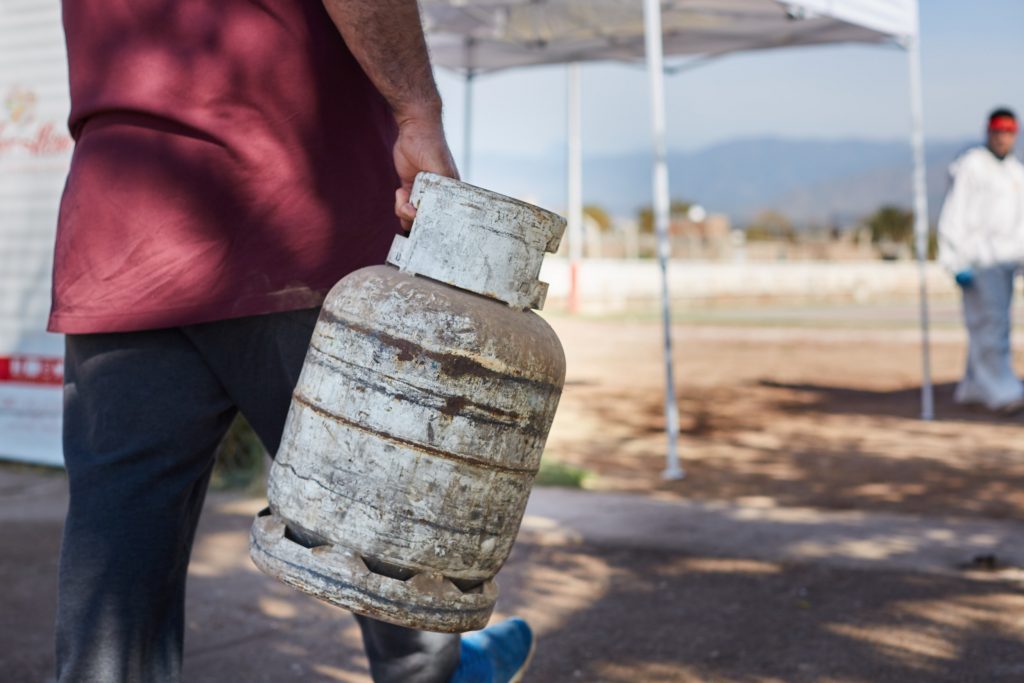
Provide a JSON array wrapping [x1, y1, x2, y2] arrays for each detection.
[[643, 0, 684, 480], [462, 69, 475, 182], [567, 63, 583, 314], [907, 35, 934, 421]]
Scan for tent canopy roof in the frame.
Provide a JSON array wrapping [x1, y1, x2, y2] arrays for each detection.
[[422, 0, 918, 73]]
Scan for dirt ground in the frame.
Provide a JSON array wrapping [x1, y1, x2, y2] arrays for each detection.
[[529, 308, 1024, 681], [5, 301, 1024, 682], [544, 309, 1024, 521]]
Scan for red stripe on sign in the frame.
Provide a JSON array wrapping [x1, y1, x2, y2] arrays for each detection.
[[0, 355, 64, 386]]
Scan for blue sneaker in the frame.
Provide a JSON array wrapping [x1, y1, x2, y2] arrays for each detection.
[[448, 617, 535, 683]]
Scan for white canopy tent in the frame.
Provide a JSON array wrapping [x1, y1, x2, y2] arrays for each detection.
[[420, 0, 933, 478], [423, 1, 917, 70]]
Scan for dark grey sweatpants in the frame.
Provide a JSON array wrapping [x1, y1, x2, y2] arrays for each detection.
[[56, 308, 460, 683]]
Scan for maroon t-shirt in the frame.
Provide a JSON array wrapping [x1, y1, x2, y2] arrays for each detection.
[[48, 0, 401, 333]]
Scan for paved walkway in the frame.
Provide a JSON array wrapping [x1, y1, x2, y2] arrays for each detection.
[[4, 465, 1024, 682]]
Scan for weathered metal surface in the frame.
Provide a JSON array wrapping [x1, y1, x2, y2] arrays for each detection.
[[386, 172, 565, 311], [251, 173, 567, 632], [250, 508, 497, 633]]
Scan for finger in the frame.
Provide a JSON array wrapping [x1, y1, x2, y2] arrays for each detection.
[[394, 189, 404, 220], [396, 186, 411, 208], [395, 188, 416, 231], [399, 202, 417, 222]]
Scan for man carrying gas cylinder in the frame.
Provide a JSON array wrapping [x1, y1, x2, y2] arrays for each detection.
[[50, 1, 532, 681], [938, 108, 1024, 414]]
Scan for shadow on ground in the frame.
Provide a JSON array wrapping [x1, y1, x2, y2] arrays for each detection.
[[189, 526, 1024, 682], [502, 542, 1024, 683], [760, 380, 1023, 424], [8, 489, 1024, 683], [547, 378, 1024, 520]]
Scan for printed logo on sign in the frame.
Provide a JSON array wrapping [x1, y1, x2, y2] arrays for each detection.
[[0, 85, 72, 158], [4, 85, 37, 124], [0, 356, 65, 386]]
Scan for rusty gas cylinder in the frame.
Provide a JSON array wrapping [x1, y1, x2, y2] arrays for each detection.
[[250, 172, 566, 632]]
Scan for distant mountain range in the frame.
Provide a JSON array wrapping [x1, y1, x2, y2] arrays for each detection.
[[466, 137, 981, 227]]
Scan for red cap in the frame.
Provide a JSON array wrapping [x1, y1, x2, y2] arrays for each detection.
[[989, 115, 1019, 133]]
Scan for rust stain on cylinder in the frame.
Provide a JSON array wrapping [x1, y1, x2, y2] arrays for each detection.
[[291, 393, 537, 476], [319, 307, 560, 390]]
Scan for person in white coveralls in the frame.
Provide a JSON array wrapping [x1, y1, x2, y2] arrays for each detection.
[[938, 108, 1024, 413]]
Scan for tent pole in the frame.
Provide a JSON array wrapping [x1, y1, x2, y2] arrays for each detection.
[[462, 69, 475, 181], [907, 33, 934, 421], [462, 37, 476, 181], [567, 63, 583, 314], [643, 0, 684, 480]]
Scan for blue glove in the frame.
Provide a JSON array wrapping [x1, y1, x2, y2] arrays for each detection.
[[955, 269, 974, 288]]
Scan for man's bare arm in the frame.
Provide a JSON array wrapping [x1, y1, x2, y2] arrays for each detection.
[[322, 0, 458, 228]]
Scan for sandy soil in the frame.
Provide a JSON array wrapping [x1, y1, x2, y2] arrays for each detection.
[[544, 314, 1024, 521]]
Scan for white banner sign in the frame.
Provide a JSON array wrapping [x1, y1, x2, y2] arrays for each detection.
[[0, 0, 72, 466]]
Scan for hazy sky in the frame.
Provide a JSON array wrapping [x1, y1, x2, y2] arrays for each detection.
[[434, 0, 1024, 162]]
